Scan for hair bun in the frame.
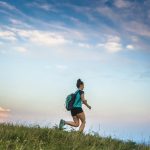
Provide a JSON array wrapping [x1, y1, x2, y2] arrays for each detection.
[[76, 79, 83, 88], [77, 79, 81, 83]]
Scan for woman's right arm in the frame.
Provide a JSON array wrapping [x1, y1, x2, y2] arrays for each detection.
[[81, 94, 91, 109]]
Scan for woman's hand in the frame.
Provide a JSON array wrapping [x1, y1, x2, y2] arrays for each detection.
[[83, 100, 91, 110], [81, 95, 91, 110], [88, 105, 91, 110]]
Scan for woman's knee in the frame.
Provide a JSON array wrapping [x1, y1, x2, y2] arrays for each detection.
[[73, 116, 79, 127]]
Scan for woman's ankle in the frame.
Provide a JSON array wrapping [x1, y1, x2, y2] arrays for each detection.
[[64, 120, 66, 125]]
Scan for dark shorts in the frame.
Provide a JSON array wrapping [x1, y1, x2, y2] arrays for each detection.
[[71, 107, 83, 116]]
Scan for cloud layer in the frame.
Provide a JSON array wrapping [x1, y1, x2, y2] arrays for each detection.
[[0, 0, 150, 56]]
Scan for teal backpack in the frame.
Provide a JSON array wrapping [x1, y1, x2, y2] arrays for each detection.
[[65, 90, 79, 111]]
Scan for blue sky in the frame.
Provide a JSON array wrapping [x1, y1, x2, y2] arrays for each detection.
[[0, 0, 150, 143]]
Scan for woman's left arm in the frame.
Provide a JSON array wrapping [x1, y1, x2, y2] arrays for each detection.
[[81, 94, 91, 109]]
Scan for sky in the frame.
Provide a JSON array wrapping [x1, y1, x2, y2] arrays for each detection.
[[0, 0, 150, 143]]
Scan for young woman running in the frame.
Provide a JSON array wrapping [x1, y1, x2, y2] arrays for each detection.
[[59, 79, 91, 132]]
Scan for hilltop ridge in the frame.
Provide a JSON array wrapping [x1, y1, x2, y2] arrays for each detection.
[[0, 123, 149, 150]]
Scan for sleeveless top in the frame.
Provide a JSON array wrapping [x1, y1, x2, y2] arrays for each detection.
[[73, 90, 84, 108]]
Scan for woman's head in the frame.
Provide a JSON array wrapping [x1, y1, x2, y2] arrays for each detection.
[[76, 79, 84, 90]]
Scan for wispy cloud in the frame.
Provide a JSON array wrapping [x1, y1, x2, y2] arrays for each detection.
[[9, 18, 30, 27], [105, 36, 122, 53], [96, 6, 120, 24], [9, 18, 22, 25], [0, 30, 17, 41], [0, 0, 150, 55], [0, 1, 16, 10], [17, 29, 69, 46], [123, 21, 150, 37], [114, 0, 131, 8], [97, 36, 122, 53], [27, 1, 58, 12], [1, 28, 70, 46], [95, 1, 150, 52]]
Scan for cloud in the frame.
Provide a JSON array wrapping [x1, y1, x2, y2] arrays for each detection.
[[19, 30, 67, 45], [126, 44, 134, 50], [105, 38, 122, 53], [0, 0, 150, 54], [9, 18, 24, 25], [29, 31, 68, 46], [11, 29, 69, 46], [95, 2, 150, 51], [124, 21, 150, 37], [0, 1, 16, 10], [0, 107, 10, 112], [27, 2, 58, 12], [114, 0, 131, 8], [96, 6, 120, 23], [97, 36, 122, 53], [1, 25, 89, 49], [0, 30, 17, 41], [1, 26, 135, 56], [0, 106, 11, 122]]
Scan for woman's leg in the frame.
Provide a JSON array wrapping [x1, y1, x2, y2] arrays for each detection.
[[65, 115, 80, 127], [76, 111, 86, 132]]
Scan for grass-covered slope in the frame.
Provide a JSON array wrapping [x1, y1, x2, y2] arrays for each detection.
[[0, 123, 149, 150]]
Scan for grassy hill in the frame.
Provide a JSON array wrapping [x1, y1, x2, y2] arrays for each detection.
[[0, 123, 149, 150]]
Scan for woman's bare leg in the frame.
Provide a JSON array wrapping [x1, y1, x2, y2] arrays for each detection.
[[77, 111, 86, 132], [65, 116, 79, 127]]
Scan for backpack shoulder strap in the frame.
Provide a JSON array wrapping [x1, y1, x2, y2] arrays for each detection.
[[75, 89, 80, 94]]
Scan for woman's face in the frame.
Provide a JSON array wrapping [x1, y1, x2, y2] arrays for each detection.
[[80, 84, 84, 90]]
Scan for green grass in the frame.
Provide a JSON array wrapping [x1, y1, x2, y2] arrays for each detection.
[[0, 123, 149, 150]]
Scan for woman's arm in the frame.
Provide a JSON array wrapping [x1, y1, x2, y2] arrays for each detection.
[[81, 94, 91, 109]]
